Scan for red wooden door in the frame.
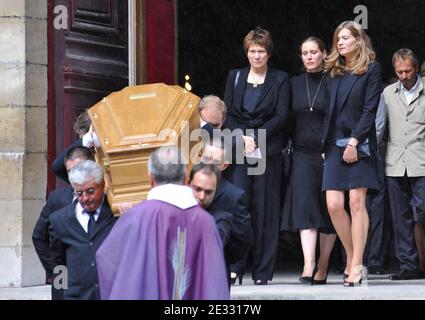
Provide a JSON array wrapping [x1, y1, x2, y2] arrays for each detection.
[[48, 0, 129, 190]]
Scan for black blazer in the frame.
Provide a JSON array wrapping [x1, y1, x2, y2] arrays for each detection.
[[207, 207, 233, 247], [224, 66, 290, 155], [322, 62, 382, 152], [49, 199, 117, 300], [32, 186, 74, 277], [210, 178, 252, 264]]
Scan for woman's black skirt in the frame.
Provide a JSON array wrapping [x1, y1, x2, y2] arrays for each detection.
[[281, 150, 335, 234]]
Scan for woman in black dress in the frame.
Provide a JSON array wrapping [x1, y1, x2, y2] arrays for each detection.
[[281, 37, 336, 285], [224, 27, 290, 285], [322, 21, 382, 286]]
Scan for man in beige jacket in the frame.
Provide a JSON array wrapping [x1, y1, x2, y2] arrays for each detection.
[[382, 48, 425, 280]]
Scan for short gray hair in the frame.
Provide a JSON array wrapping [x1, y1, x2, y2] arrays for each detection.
[[392, 48, 419, 70], [148, 146, 186, 185], [69, 160, 104, 186], [198, 95, 226, 118]]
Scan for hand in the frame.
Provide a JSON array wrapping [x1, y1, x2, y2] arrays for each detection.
[[343, 145, 358, 164], [82, 130, 94, 148], [118, 201, 133, 214], [242, 135, 257, 154]]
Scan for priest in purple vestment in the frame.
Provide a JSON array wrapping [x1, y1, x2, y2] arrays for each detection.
[[95, 146, 230, 300]]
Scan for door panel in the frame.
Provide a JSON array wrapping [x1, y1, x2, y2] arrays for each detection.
[[48, 0, 128, 190]]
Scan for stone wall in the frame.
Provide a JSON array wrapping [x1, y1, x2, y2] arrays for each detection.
[[0, 0, 47, 287]]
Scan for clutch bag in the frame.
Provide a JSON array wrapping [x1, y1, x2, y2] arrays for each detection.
[[336, 137, 370, 158]]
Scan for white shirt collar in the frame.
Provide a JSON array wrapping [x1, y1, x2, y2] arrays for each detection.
[[75, 201, 103, 233], [147, 184, 198, 209], [200, 118, 207, 128], [400, 74, 420, 94]]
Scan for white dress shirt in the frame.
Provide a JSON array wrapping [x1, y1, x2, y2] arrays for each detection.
[[75, 202, 102, 233], [400, 75, 420, 105]]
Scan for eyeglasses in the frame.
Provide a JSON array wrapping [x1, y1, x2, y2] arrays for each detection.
[[74, 187, 96, 198]]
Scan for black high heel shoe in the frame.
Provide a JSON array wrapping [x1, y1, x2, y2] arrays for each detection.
[[343, 273, 349, 283], [343, 266, 365, 287], [344, 278, 362, 287], [299, 266, 318, 285], [230, 273, 243, 285], [313, 268, 329, 285], [254, 279, 268, 285]]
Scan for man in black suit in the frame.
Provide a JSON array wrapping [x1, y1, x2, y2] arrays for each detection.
[[32, 146, 94, 299], [190, 163, 233, 247], [201, 139, 252, 285], [49, 160, 117, 300], [198, 95, 253, 284]]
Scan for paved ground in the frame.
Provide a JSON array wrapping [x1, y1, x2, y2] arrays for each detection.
[[2, 272, 425, 300], [231, 272, 425, 300], [0, 285, 51, 300]]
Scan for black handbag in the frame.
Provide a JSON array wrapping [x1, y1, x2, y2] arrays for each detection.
[[336, 137, 370, 158], [282, 140, 293, 177]]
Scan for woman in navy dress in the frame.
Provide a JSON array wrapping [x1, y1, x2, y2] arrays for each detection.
[[322, 21, 382, 286], [281, 37, 336, 285]]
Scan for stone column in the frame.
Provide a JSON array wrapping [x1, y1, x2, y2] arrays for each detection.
[[0, 0, 47, 287]]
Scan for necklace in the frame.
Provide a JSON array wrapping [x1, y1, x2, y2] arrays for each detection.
[[252, 74, 259, 88], [251, 73, 260, 88], [250, 70, 266, 88], [305, 73, 325, 112]]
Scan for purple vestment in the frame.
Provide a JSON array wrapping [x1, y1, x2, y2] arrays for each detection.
[[96, 196, 230, 300]]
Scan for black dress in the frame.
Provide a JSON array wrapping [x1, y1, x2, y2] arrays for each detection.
[[281, 71, 334, 234]]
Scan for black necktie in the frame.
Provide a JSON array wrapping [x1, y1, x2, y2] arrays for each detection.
[[86, 210, 97, 237]]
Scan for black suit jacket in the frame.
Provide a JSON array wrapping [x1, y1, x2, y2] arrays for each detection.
[[49, 199, 117, 300], [32, 186, 74, 277], [322, 62, 382, 152], [210, 178, 252, 264], [207, 207, 233, 247], [224, 66, 290, 156]]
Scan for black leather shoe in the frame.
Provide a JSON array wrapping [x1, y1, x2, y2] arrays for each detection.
[[368, 266, 385, 275], [299, 266, 318, 285], [344, 277, 363, 287], [313, 268, 328, 285], [389, 269, 419, 280]]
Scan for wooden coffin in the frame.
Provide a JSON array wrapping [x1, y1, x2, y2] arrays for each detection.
[[87, 83, 201, 215]]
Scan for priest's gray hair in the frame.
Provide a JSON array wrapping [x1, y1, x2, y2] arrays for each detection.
[[148, 146, 186, 185], [69, 160, 104, 186]]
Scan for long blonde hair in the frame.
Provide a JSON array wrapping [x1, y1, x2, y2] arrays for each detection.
[[325, 21, 375, 77]]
